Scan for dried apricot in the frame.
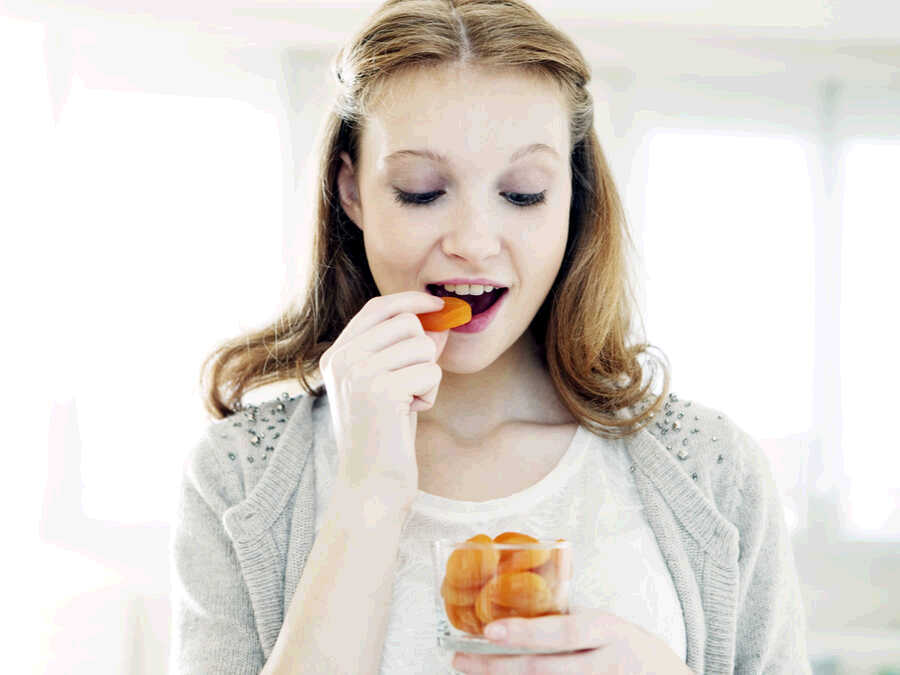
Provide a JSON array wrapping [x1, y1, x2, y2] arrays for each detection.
[[532, 539, 572, 588], [493, 532, 551, 574], [445, 599, 483, 636], [492, 572, 553, 615], [441, 532, 570, 636], [417, 297, 472, 331], [440, 576, 480, 606], [493, 531, 535, 544], [474, 577, 521, 624], [445, 534, 500, 589], [532, 540, 572, 610]]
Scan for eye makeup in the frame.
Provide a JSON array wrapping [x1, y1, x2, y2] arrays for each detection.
[[392, 188, 547, 208]]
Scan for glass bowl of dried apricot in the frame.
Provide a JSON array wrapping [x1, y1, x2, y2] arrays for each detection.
[[432, 531, 573, 655]]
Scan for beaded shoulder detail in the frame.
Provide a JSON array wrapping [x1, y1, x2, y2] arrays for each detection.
[[208, 391, 305, 478], [634, 391, 741, 506]]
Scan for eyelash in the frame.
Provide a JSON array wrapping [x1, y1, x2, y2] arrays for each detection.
[[392, 189, 547, 208]]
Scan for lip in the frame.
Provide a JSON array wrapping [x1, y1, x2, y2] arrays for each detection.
[[450, 287, 508, 334], [427, 278, 509, 288]]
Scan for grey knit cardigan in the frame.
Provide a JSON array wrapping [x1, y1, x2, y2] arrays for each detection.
[[169, 390, 812, 674]]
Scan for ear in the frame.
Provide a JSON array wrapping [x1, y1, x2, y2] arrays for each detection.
[[336, 151, 363, 230]]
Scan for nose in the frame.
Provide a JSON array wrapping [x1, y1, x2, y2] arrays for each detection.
[[440, 212, 501, 262]]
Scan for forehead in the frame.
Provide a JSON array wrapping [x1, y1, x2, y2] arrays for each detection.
[[362, 64, 570, 169]]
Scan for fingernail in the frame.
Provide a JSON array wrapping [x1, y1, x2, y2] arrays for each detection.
[[484, 624, 506, 640]]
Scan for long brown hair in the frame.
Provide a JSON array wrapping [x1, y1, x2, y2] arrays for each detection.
[[199, 0, 670, 438]]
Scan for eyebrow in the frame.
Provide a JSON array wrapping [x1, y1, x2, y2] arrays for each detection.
[[384, 142, 560, 165]]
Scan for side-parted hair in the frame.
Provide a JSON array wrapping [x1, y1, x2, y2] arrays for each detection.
[[200, 0, 670, 438]]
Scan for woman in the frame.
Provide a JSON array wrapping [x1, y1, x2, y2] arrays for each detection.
[[171, 1, 812, 673]]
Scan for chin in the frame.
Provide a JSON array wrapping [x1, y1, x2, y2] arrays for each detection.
[[441, 342, 506, 373], [441, 341, 483, 360]]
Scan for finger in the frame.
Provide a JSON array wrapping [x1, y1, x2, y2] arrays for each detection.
[[354, 312, 428, 358], [424, 327, 450, 362], [334, 291, 443, 350], [355, 335, 436, 377], [384, 361, 441, 404], [412, 331, 448, 412], [482, 608, 624, 652]]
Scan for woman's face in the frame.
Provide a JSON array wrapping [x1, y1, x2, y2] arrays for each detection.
[[337, 63, 572, 372]]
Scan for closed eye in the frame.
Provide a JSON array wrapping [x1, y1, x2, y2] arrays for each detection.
[[392, 189, 546, 208]]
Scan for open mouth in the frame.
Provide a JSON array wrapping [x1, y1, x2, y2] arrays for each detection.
[[426, 284, 509, 315]]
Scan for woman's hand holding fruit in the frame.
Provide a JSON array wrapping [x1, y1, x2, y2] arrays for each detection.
[[317, 291, 454, 507], [452, 607, 692, 674]]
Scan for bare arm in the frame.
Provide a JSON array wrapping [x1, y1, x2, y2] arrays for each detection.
[[261, 486, 413, 675], [264, 290, 443, 673]]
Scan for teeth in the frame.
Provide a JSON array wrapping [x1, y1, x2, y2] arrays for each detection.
[[439, 283, 496, 295]]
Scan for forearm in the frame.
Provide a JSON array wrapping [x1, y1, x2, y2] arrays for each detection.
[[261, 488, 413, 675]]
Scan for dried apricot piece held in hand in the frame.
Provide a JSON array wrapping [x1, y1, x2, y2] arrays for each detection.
[[417, 297, 472, 331]]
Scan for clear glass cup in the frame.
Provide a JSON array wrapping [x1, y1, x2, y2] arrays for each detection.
[[432, 536, 573, 655]]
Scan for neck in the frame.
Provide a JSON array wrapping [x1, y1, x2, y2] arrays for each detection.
[[416, 330, 572, 444]]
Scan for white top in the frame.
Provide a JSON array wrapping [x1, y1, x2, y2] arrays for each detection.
[[314, 424, 687, 674]]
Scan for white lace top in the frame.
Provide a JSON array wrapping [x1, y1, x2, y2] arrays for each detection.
[[313, 424, 687, 674]]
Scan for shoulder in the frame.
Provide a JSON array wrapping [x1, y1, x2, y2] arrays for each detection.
[[184, 391, 318, 513], [636, 392, 770, 518]]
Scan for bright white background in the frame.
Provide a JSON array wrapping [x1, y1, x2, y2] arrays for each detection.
[[2, 1, 898, 673]]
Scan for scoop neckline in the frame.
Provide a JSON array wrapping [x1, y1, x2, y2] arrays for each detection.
[[412, 424, 590, 519]]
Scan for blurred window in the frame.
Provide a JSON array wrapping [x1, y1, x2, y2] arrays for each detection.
[[51, 75, 284, 523], [840, 139, 900, 540], [642, 129, 816, 534]]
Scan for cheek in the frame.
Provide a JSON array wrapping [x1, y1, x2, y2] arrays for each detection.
[[379, 227, 428, 255], [518, 213, 569, 264], [365, 222, 429, 271], [364, 210, 414, 251]]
